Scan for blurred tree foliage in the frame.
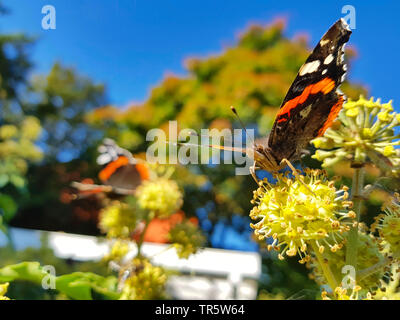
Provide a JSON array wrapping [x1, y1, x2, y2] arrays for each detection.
[[13, 62, 107, 233], [0, 116, 43, 235], [0, 3, 106, 234], [24, 62, 107, 162], [0, 12, 33, 121], [0, 2, 44, 236]]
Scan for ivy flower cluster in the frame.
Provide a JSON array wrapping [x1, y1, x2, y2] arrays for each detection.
[[0, 116, 43, 189], [322, 285, 365, 300], [312, 96, 400, 174], [103, 240, 131, 262], [168, 220, 206, 259], [249, 95, 400, 300], [136, 178, 183, 219], [99, 201, 137, 238], [250, 169, 354, 263], [309, 231, 384, 290], [371, 194, 400, 258], [119, 258, 167, 300], [95, 162, 206, 300], [0, 282, 10, 300]]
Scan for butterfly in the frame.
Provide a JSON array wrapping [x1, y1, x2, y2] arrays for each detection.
[[71, 139, 150, 197], [96, 138, 150, 191], [243, 18, 352, 181]]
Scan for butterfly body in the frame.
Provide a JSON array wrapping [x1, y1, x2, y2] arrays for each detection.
[[247, 144, 283, 172]]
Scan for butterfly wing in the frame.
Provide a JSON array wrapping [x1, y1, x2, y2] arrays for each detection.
[[267, 18, 351, 162], [102, 163, 148, 190], [97, 139, 149, 191]]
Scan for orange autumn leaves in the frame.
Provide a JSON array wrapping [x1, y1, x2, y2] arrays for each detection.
[[133, 211, 198, 244]]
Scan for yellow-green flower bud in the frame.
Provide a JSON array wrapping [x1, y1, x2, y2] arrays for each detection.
[[99, 202, 137, 238], [322, 285, 365, 300], [136, 178, 183, 218], [0, 125, 18, 139], [346, 108, 359, 118], [168, 221, 206, 259], [119, 258, 167, 300], [21, 116, 42, 140], [104, 240, 130, 262], [372, 195, 400, 257], [0, 283, 10, 300]]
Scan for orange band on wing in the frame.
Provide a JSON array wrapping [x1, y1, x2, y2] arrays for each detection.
[[135, 163, 150, 181], [99, 156, 130, 181], [277, 78, 336, 119], [317, 95, 344, 136]]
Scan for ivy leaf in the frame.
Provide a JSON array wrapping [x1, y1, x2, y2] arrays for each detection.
[[0, 175, 9, 188], [0, 215, 8, 235], [0, 193, 17, 222], [9, 175, 25, 189], [56, 272, 120, 300], [0, 262, 120, 300]]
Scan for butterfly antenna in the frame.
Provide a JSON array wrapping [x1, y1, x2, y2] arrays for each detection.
[[230, 106, 255, 145], [165, 140, 246, 154]]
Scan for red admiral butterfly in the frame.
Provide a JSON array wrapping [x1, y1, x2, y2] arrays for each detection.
[[96, 139, 150, 190], [243, 18, 352, 180], [71, 139, 150, 196]]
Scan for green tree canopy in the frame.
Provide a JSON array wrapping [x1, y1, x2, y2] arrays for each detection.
[[24, 62, 107, 162]]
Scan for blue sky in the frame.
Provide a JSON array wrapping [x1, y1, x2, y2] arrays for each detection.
[[2, 0, 400, 109]]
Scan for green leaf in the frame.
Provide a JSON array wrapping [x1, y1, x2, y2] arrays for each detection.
[[0, 215, 8, 235], [0, 262, 120, 300], [56, 272, 120, 300], [0, 175, 9, 188], [0, 194, 17, 222], [0, 262, 45, 284], [9, 175, 25, 189]]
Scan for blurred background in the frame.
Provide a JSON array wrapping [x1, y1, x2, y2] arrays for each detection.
[[0, 0, 399, 299]]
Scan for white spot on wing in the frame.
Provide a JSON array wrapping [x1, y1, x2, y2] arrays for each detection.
[[97, 153, 112, 165], [340, 18, 351, 31], [320, 39, 330, 46], [98, 145, 107, 153], [322, 69, 327, 75], [299, 60, 321, 76], [324, 54, 334, 65]]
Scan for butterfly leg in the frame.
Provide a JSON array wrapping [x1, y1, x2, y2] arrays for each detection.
[[250, 162, 260, 184], [280, 158, 315, 195], [300, 149, 311, 159]]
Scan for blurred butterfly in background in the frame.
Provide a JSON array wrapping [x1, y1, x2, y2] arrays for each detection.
[[71, 139, 150, 198]]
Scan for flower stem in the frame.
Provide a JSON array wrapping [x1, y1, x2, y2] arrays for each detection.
[[358, 250, 400, 281], [136, 217, 151, 258], [311, 241, 339, 291], [345, 167, 365, 273], [357, 257, 389, 281]]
